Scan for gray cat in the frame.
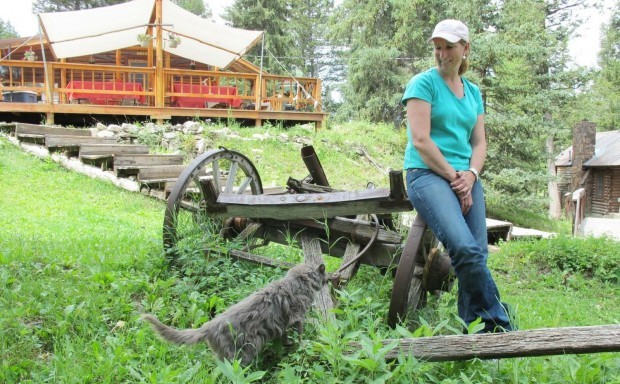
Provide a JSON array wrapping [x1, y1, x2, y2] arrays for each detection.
[[142, 263, 328, 365]]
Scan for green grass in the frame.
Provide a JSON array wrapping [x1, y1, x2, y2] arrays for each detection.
[[2, 126, 620, 383]]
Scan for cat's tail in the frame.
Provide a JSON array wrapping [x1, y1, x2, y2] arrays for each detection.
[[142, 314, 209, 345]]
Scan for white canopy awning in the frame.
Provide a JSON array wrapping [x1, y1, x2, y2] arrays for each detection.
[[38, 0, 264, 69]]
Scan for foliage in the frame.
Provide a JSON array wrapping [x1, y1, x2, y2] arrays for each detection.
[[32, 0, 212, 17], [499, 235, 620, 283], [2, 129, 620, 382], [287, 0, 334, 78], [23, 48, 37, 61], [32, 0, 128, 13], [0, 18, 18, 39], [223, 0, 294, 73], [588, 1, 620, 131], [136, 33, 151, 45], [173, 0, 212, 18]]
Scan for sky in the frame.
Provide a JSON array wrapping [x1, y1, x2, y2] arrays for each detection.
[[0, 0, 614, 68]]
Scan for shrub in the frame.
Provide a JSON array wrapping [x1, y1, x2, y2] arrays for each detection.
[[500, 235, 620, 283]]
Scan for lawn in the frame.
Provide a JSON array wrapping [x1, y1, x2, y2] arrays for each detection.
[[1, 131, 619, 383]]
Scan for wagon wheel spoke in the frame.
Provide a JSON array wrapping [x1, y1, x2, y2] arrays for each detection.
[[225, 161, 239, 193], [163, 149, 263, 263], [237, 177, 252, 194], [211, 159, 221, 193]]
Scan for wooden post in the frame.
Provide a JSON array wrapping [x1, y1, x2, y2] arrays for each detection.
[[60, 58, 67, 104], [315, 78, 322, 113], [154, 0, 164, 108], [348, 325, 620, 362], [115, 50, 122, 82], [300, 233, 335, 321], [44, 61, 55, 124]]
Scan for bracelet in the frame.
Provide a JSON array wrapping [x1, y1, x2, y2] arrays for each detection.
[[468, 167, 479, 181]]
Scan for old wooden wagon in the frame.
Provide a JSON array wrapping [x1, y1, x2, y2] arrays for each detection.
[[162, 145, 466, 327], [162, 145, 620, 362]]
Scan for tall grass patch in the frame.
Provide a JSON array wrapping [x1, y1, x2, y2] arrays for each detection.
[[2, 126, 620, 383]]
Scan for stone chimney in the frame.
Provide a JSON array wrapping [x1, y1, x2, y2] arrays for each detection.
[[571, 121, 596, 191]]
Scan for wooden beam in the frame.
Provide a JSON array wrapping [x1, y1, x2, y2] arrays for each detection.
[[349, 325, 620, 362], [215, 188, 413, 220], [114, 154, 184, 175], [79, 144, 149, 157], [44, 135, 116, 148], [16, 123, 91, 137], [260, 216, 403, 245], [257, 226, 400, 267], [227, 249, 295, 270], [301, 233, 335, 321], [138, 164, 186, 183], [155, 0, 164, 108]]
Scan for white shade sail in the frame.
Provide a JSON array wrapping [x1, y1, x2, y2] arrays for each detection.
[[38, 0, 263, 69], [161, 1, 263, 68]]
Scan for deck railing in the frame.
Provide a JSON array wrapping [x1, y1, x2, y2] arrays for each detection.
[[0, 60, 321, 111]]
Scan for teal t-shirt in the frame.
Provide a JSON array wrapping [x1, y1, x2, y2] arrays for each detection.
[[401, 67, 484, 171]]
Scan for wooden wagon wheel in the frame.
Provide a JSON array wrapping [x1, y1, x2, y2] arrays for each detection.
[[163, 148, 263, 261], [387, 215, 442, 328]]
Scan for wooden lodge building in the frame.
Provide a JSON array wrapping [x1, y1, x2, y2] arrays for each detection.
[[555, 122, 620, 217], [0, 0, 325, 129]]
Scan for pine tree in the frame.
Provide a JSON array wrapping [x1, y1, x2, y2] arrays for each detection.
[[222, 0, 293, 73], [0, 18, 19, 39]]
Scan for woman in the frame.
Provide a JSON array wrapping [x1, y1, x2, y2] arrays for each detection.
[[402, 19, 514, 333]]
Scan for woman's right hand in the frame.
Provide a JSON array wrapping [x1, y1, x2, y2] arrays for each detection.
[[451, 172, 475, 214]]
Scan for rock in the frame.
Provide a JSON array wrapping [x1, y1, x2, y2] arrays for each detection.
[[212, 127, 232, 136], [107, 124, 122, 133], [182, 121, 201, 134], [196, 138, 207, 154], [163, 132, 177, 140], [96, 130, 116, 138]]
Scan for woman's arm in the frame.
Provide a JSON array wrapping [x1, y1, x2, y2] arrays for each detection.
[[406, 98, 458, 182], [450, 114, 486, 214], [469, 114, 487, 175]]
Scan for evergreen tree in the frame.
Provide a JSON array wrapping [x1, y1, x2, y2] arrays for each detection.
[[223, 0, 293, 73], [33, 0, 211, 17], [592, 1, 620, 130], [33, 0, 128, 13], [173, 0, 211, 18], [288, 0, 333, 78], [0, 18, 19, 39], [481, 0, 587, 214], [329, 0, 406, 123]]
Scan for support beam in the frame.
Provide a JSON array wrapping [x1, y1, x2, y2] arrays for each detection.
[[348, 325, 620, 362], [301, 233, 335, 321]]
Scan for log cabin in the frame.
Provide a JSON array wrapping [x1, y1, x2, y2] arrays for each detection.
[[0, 0, 325, 129], [555, 122, 620, 216]]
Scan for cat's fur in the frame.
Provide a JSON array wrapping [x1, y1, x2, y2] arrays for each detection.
[[142, 263, 328, 365]]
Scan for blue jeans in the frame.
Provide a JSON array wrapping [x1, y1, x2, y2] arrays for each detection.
[[406, 168, 513, 332]]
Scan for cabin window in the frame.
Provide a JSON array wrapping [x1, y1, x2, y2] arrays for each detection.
[[595, 173, 604, 199]]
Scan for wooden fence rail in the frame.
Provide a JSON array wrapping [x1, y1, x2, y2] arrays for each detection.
[[348, 325, 620, 362]]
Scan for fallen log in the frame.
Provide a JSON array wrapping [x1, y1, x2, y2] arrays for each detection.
[[349, 325, 620, 362]]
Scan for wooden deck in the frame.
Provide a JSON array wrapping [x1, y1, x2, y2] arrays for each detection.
[[0, 59, 326, 129], [0, 100, 325, 128]]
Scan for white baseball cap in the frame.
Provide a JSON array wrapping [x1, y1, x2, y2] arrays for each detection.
[[428, 19, 469, 43]]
